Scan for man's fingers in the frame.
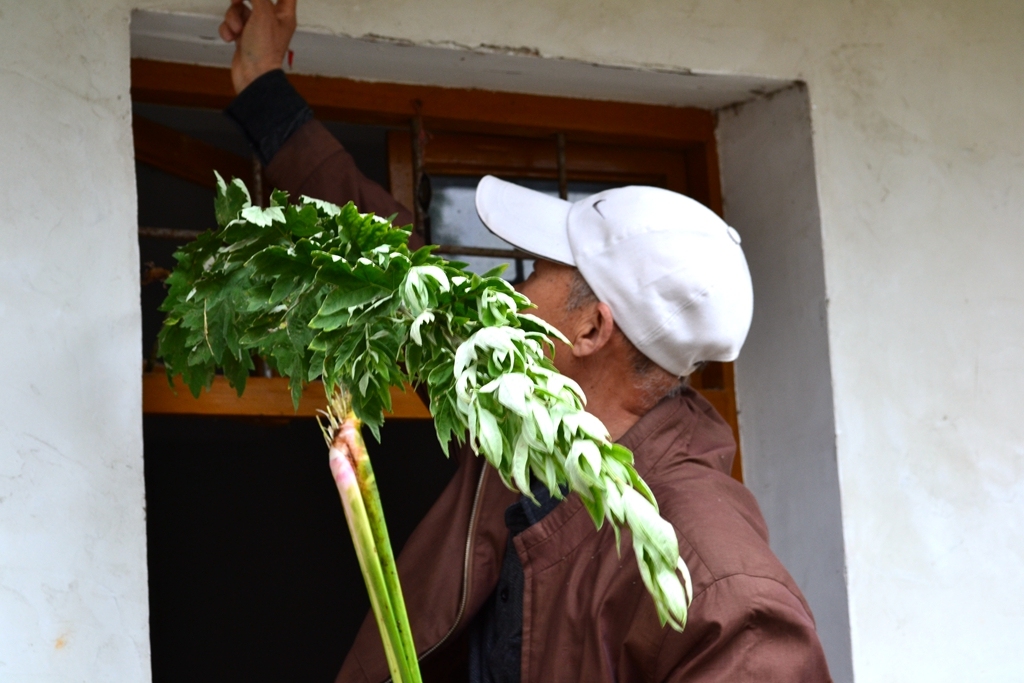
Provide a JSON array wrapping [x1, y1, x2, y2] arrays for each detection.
[[218, 21, 236, 42], [222, 4, 244, 33], [249, 0, 274, 19], [275, 0, 297, 19], [219, 1, 254, 43]]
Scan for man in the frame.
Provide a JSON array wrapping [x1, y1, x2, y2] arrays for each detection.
[[219, 2, 833, 681]]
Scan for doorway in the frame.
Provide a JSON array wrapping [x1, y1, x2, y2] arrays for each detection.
[[132, 57, 742, 681]]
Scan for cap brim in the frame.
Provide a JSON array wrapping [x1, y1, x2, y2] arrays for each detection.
[[474, 175, 575, 266]]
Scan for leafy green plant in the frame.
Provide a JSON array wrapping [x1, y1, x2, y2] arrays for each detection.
[[157, 175, 693, 679]]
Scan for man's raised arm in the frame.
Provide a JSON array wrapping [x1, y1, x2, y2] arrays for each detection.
[[219, 0, 418, 235]]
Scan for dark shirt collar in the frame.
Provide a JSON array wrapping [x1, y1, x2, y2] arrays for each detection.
[[504, 477, 564, 535]]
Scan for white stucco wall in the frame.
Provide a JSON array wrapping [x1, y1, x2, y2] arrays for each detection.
[[2, 0, 1022, 680], [0, 2, 150, 680]]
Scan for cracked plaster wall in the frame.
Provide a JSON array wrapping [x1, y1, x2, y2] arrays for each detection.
[[1, 0, 1022, 681]]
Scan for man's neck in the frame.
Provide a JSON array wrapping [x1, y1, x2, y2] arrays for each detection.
[[575, 375, 650, 443]]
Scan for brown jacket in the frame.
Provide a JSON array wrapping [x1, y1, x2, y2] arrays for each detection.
[[267, 121, 833, 683], [265, 120, 416, 235]]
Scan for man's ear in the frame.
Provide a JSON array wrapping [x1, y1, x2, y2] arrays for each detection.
[[569, 302, 617, 358]]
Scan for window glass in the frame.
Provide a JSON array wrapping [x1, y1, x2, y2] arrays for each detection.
[[428, 176, 621, 281]]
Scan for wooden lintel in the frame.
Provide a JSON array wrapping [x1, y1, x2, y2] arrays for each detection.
[[143, 373, 431, 419], [133, 115, 253, 190], [131, 59, 716, 147]]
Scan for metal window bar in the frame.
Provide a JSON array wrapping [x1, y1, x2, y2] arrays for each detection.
[[556, 132, 568, 200]]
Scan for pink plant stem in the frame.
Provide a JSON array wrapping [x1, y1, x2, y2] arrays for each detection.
[[342, 420, 422, 683], [329, 435, 406, 682]]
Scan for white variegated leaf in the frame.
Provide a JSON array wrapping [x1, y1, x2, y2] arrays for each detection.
[[415, 265, 450, 293], [299, 195, 342, 216], [512, 434, 532, 499], [570, 438, 602, 480], [495, 373, 532, 417], [454, 341, 477, 377], [476, 408, 502, 463], [410, 311, 434, 346]]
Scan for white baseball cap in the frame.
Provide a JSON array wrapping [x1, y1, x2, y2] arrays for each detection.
[[475, 175, 753, 377]]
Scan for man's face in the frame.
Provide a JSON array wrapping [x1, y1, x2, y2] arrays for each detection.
[[515, 258, 578, 376]]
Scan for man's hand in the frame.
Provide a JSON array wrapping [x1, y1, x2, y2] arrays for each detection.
[[218, 0, 297, 94]]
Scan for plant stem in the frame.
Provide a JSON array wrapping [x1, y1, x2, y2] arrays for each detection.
[[329, 435, 407, 683], [348, 422, 423, 683]]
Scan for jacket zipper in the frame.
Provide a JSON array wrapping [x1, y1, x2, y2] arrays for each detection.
[[380, 465, 488, 683]]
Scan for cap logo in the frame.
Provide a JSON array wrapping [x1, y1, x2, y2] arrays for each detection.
[[591, 199, 607, 218]]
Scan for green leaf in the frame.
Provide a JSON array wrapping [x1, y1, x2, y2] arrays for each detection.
[[330, 333, 364, 375], [246, 246, 301, 277], [309, 307, 352, 331], [426, 360, 454, 387], [240, 205, 285, 227], [222, 352, 250, 396], [319, 283, 388, 316], [214, 172, 251, 228], [481, 263, 509, 279], [571, 439, 602, 483], [269, 188, 290, 207], [284, 203, 322, 236], [581, 492, 605, 530], [221, 219, 262, 245], [290, 374, 304, 409], [410, 244, 439, 266], [315, 260, 364, 289], [269, 276, 299, 304]]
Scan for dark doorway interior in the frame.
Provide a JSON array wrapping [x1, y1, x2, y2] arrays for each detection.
[[144, 416, 454, 683]]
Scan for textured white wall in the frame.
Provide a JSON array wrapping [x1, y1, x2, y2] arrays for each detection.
[[0, 1, 150, 681], [2, 0, 1022, 680]]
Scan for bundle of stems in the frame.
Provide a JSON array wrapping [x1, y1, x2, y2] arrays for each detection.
[[320, 389, 422, 683]]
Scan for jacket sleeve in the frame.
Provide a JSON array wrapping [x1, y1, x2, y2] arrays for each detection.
[[657, 574, 833, 683], [224, 69, 419, 243], [264, 119, 418, 236]]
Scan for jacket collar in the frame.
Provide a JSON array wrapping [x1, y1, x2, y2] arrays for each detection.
[[514, 387, 735, 571], [619, 387, 735, 479]]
